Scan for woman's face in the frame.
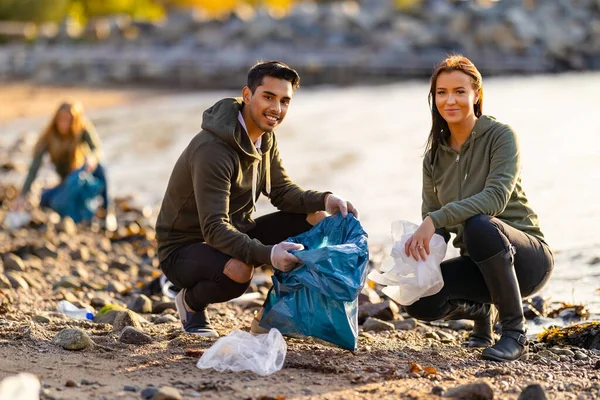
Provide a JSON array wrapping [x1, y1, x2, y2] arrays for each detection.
[[55, 110, 73, 136], [435, 70, 479, 126]]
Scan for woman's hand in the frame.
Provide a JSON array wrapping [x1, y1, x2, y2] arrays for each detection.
[[12, 196, 26, 211], [84, 156, 98, 173], [405, 216, 436, 262]]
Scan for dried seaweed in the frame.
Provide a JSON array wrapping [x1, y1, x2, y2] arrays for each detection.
[[538, 321, 600, 349]]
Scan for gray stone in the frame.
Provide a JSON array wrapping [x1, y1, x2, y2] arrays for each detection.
[[152, 301, 176, 314], [443, 381, 493, 399], [446, 319, 475, 331], [118, 326, 152, 345], [538, 350, 561, 361], [128, 294, 152, 314], [94, 310, 122, 325], [113, 310, 142, 331], [33, 244, 59, 259], [123, 384, 139, 392], [362, 317, 395, 332], [358, 299, 400, 323], [52, 328, 93, 350], [0, 274, 12, 289], [550, 347, 575, 356], [436, 330, 456, 342], [33, 314, 51, 324], [393, 319, 417, 331], [141, 386, 159, 399], [5, 272, 29, 290], [53, 276, 82, 290], [90, 297, 110, 308], [574, 351, 589, 360], [70, 247, 90, 262], [518, 383, 548, 400], [154, 315, 178, 324], [432, 385, 447, 396], [3, 254, 26, 272], [105, 280, 127, 294]]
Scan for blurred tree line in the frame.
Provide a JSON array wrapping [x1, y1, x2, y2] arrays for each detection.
[[0, 0, 367, 23]]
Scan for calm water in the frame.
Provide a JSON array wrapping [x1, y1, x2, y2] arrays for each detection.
[[2, 72, 600, 312]]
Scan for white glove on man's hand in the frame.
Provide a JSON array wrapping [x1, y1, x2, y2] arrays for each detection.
[[325, 194, 360, 219], [270, 242, 305, 272]]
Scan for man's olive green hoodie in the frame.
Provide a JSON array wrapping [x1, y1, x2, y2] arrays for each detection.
[[156, 98, 328, 266], [422, 115, 545, 255]]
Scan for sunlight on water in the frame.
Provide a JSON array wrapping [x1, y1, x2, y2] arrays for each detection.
[[2, 72, 599, 307]]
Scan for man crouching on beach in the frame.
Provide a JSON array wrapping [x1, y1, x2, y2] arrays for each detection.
[[155, 61, 359, 337]]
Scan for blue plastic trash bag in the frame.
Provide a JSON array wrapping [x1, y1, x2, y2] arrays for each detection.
[[45, 167, 104, 223], [260, 213, 369, 350]]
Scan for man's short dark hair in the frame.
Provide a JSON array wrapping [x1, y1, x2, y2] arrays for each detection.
[[247, 61, 300, 93]]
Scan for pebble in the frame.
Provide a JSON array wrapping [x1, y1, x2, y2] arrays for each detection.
[[52, 328, 93, 350], [443, 381, 493, 399], [446, 320, 474, 331], [362, 317, 395, 332], [65, 379, 78, 387], [517, 383, 547, 400], [550, 347, 575, 357], [154, 314, 178, 324], [393, 319, 417, 331], [118, 326, 152, 345], [113, 310, 142, 331], [141, 386, 159, 399], [128, 294, 153, 313], [432, 385, 446, 396]]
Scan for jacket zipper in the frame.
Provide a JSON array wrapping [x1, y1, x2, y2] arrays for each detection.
[[455, 153, 461, 200]]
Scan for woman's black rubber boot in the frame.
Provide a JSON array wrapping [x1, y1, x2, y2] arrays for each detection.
[[476, 247, 528, 361]]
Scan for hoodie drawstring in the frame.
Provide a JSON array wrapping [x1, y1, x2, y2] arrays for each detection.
[[251, 160, 259, 211], [251, 153, 271, 211]]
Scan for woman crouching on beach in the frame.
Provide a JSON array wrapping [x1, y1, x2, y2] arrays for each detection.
[[403, 55, 553, 362]]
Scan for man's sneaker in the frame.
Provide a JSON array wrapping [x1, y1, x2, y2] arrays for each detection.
[[175, 290, 219, 337]]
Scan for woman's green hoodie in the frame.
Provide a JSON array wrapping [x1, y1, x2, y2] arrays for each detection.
[[423, 115, 545, 255], [156, 98, 328, 266]]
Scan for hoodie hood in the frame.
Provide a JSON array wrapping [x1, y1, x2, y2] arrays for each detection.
[[201, 97, 273, 161]]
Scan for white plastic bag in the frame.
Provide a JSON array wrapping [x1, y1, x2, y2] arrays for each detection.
[[368, 220, 447, 306], [0, 373, 40, 400], [3, 210, 31, 231], [197, 328, 286, 376]]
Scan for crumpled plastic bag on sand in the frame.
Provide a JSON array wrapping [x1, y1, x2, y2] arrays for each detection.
[[368, 220, 447, 306], [0, 373, 40, 400], [3, 210, 31, 231], [197, 329, 286, 376]]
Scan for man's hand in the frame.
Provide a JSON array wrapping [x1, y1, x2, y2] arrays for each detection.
[[270, 242, 305, 272], [405, 216, 436, 262], [325, 194, 359, 219]]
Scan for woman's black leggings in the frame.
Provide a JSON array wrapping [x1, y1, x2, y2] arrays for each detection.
[[160, 212, 313, 311], [404, 214, 554, 320]]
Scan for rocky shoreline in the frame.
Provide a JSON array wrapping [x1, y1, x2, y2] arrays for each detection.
[[1, 0, 599, 88], [1, 181, 600, 399]]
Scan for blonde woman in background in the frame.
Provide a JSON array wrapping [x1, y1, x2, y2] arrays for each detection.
[[14, 102, 109, 223]]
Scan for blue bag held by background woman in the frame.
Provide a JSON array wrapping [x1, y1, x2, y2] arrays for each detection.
[[260, 213, 369, 350]]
